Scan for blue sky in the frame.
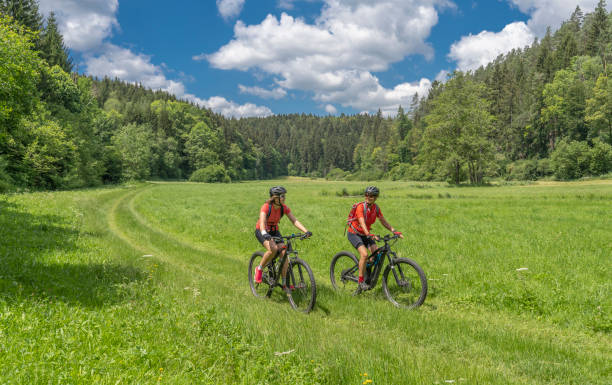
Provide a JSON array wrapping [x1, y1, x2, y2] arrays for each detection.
[[37, 0, 610, 117]]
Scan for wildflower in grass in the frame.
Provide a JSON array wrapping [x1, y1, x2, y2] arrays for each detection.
[[363, 380, 372, 384]]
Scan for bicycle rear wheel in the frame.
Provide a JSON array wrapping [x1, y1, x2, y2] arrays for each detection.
[[329, 251, 359, 293], [286, 258, 316, 313], [248, 252, 274, 298], [382, 257, 427, 309]]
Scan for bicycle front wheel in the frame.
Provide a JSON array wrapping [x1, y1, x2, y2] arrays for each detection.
[[286, 258, 317, 313], [382, 257, 427, 309], [329, 251, 359, 293], [248, 251, 273, 298]]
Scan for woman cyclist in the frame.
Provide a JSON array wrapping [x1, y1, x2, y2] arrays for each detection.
[[254, 186, 312, 290], [347, 186, 403, 294]]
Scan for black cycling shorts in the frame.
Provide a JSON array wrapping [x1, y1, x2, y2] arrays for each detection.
[[255, 229, 283, 246], [347, 231, 375, 249]]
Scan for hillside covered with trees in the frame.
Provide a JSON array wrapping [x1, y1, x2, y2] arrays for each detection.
[[1, 1, 611, 192]]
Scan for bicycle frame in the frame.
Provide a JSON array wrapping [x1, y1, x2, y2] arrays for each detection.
[[344, 234, 400, 289], [364, 240, 393, 287], [250, 232, 317, 312], [263, 234, 302, 293], [364, 235, 397, 288], [331, 233, 427, 308]]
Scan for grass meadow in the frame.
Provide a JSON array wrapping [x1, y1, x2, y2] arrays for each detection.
[[0, 179, 610, 384]]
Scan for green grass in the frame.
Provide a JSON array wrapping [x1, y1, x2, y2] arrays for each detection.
[[1, 179, 610, 384]]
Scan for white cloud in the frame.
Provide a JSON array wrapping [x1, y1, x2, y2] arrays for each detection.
[[85, 44, 272, 117], [311, 71, 431, 114], [38, 0, 119, 51], [239, 85, 288, 99], [39, 0, 270, 118], [196, 96, 274, 118], [324, 104, 337, 114], [435, 69, 450, 82], [447, 1, 611, 72], [278, 0, 320, 10], [217, 0, 246, 20], [85, 44, 180, 91], [204, 0, 453, 115], [507, 0, 610, 36], [448, 22, 535, 71]]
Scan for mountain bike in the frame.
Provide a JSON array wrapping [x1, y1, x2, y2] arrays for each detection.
[[248, 233, 317, 313], [330, 233, 427, 308]]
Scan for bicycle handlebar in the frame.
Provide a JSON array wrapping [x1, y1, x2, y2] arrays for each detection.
[[371, 233, 401, 243], [272, 232, 312, 242]]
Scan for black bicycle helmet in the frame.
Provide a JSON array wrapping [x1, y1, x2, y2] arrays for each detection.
[[269, 186, 287, 196], [364, 186, 379, 196]]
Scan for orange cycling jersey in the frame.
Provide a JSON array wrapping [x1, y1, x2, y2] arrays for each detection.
[[256, 203, 291, 231], [348, 202, 382, 235]]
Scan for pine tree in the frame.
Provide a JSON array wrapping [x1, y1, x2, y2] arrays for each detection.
[[585, 0, 609, 67], [0, 0, 42, 32], [556, 31, 578, 69], [569, 5, 584, 27], [569, 5, 584, 55], [536, 28, 555, 82], [39, 12, 72, 72]]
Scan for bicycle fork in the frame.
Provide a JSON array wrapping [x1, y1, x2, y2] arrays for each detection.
[[388, 259, 409, 288]]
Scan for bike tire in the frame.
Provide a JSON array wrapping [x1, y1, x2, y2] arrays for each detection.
[[329, 251, 359, 293], [248, 251, 273, 298], [286, 258, 317, 313], [382, 257, 427, 309]]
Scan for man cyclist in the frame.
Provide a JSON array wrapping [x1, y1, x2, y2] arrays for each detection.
[[254, 186, 312, 291], [347, 186, 403, 294]]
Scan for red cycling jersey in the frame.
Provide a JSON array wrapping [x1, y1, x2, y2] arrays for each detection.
[[256, 203, 291, 231], [348, 203, 383, 235]]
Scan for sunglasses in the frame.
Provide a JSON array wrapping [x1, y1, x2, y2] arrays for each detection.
[[365, 194, 378, 198], [276, 194, 286, 198]]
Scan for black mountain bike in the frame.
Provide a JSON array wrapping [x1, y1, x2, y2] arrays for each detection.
[[248, 233, 317, 313], [330, 233, 427, 309]]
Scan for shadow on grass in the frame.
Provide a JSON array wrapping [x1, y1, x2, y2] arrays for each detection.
[[0, 199, 144, 308]]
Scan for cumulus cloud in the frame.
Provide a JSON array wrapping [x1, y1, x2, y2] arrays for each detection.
[[197, 96, 273, 117], [239, 85, 288, 99], [85, 44, 181, 90], [278, 0, 321, 10], [333, 77, 432, 115], [204, 0, 452, 115], [217, 0, 246, 20], [310, 71, 431, 114], [85, 44, 272, 117], [435, 70, 450, 82], [448, 22, 535, 71], [38, 0, 270, 118], [507, 0, 610, 36], [446, 1, 611, 72], [38, 0, 119, 51], [207, 6, 439, 72], [324, 104, 337, 114]]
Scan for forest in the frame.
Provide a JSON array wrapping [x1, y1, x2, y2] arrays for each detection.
[[1, 0, 611, 191]]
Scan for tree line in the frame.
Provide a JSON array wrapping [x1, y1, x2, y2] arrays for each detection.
[[1, 1, 611, 192]]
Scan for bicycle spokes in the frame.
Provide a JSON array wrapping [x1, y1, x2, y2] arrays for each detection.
[[249, 234, 317, 313], [393, 264, 411, 291], [287, 259, 316, 313], [383, 258, 427, 309], [341, 266, 359, 284], [330, 252, 360, 293], [249, 252, 274, 299]]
